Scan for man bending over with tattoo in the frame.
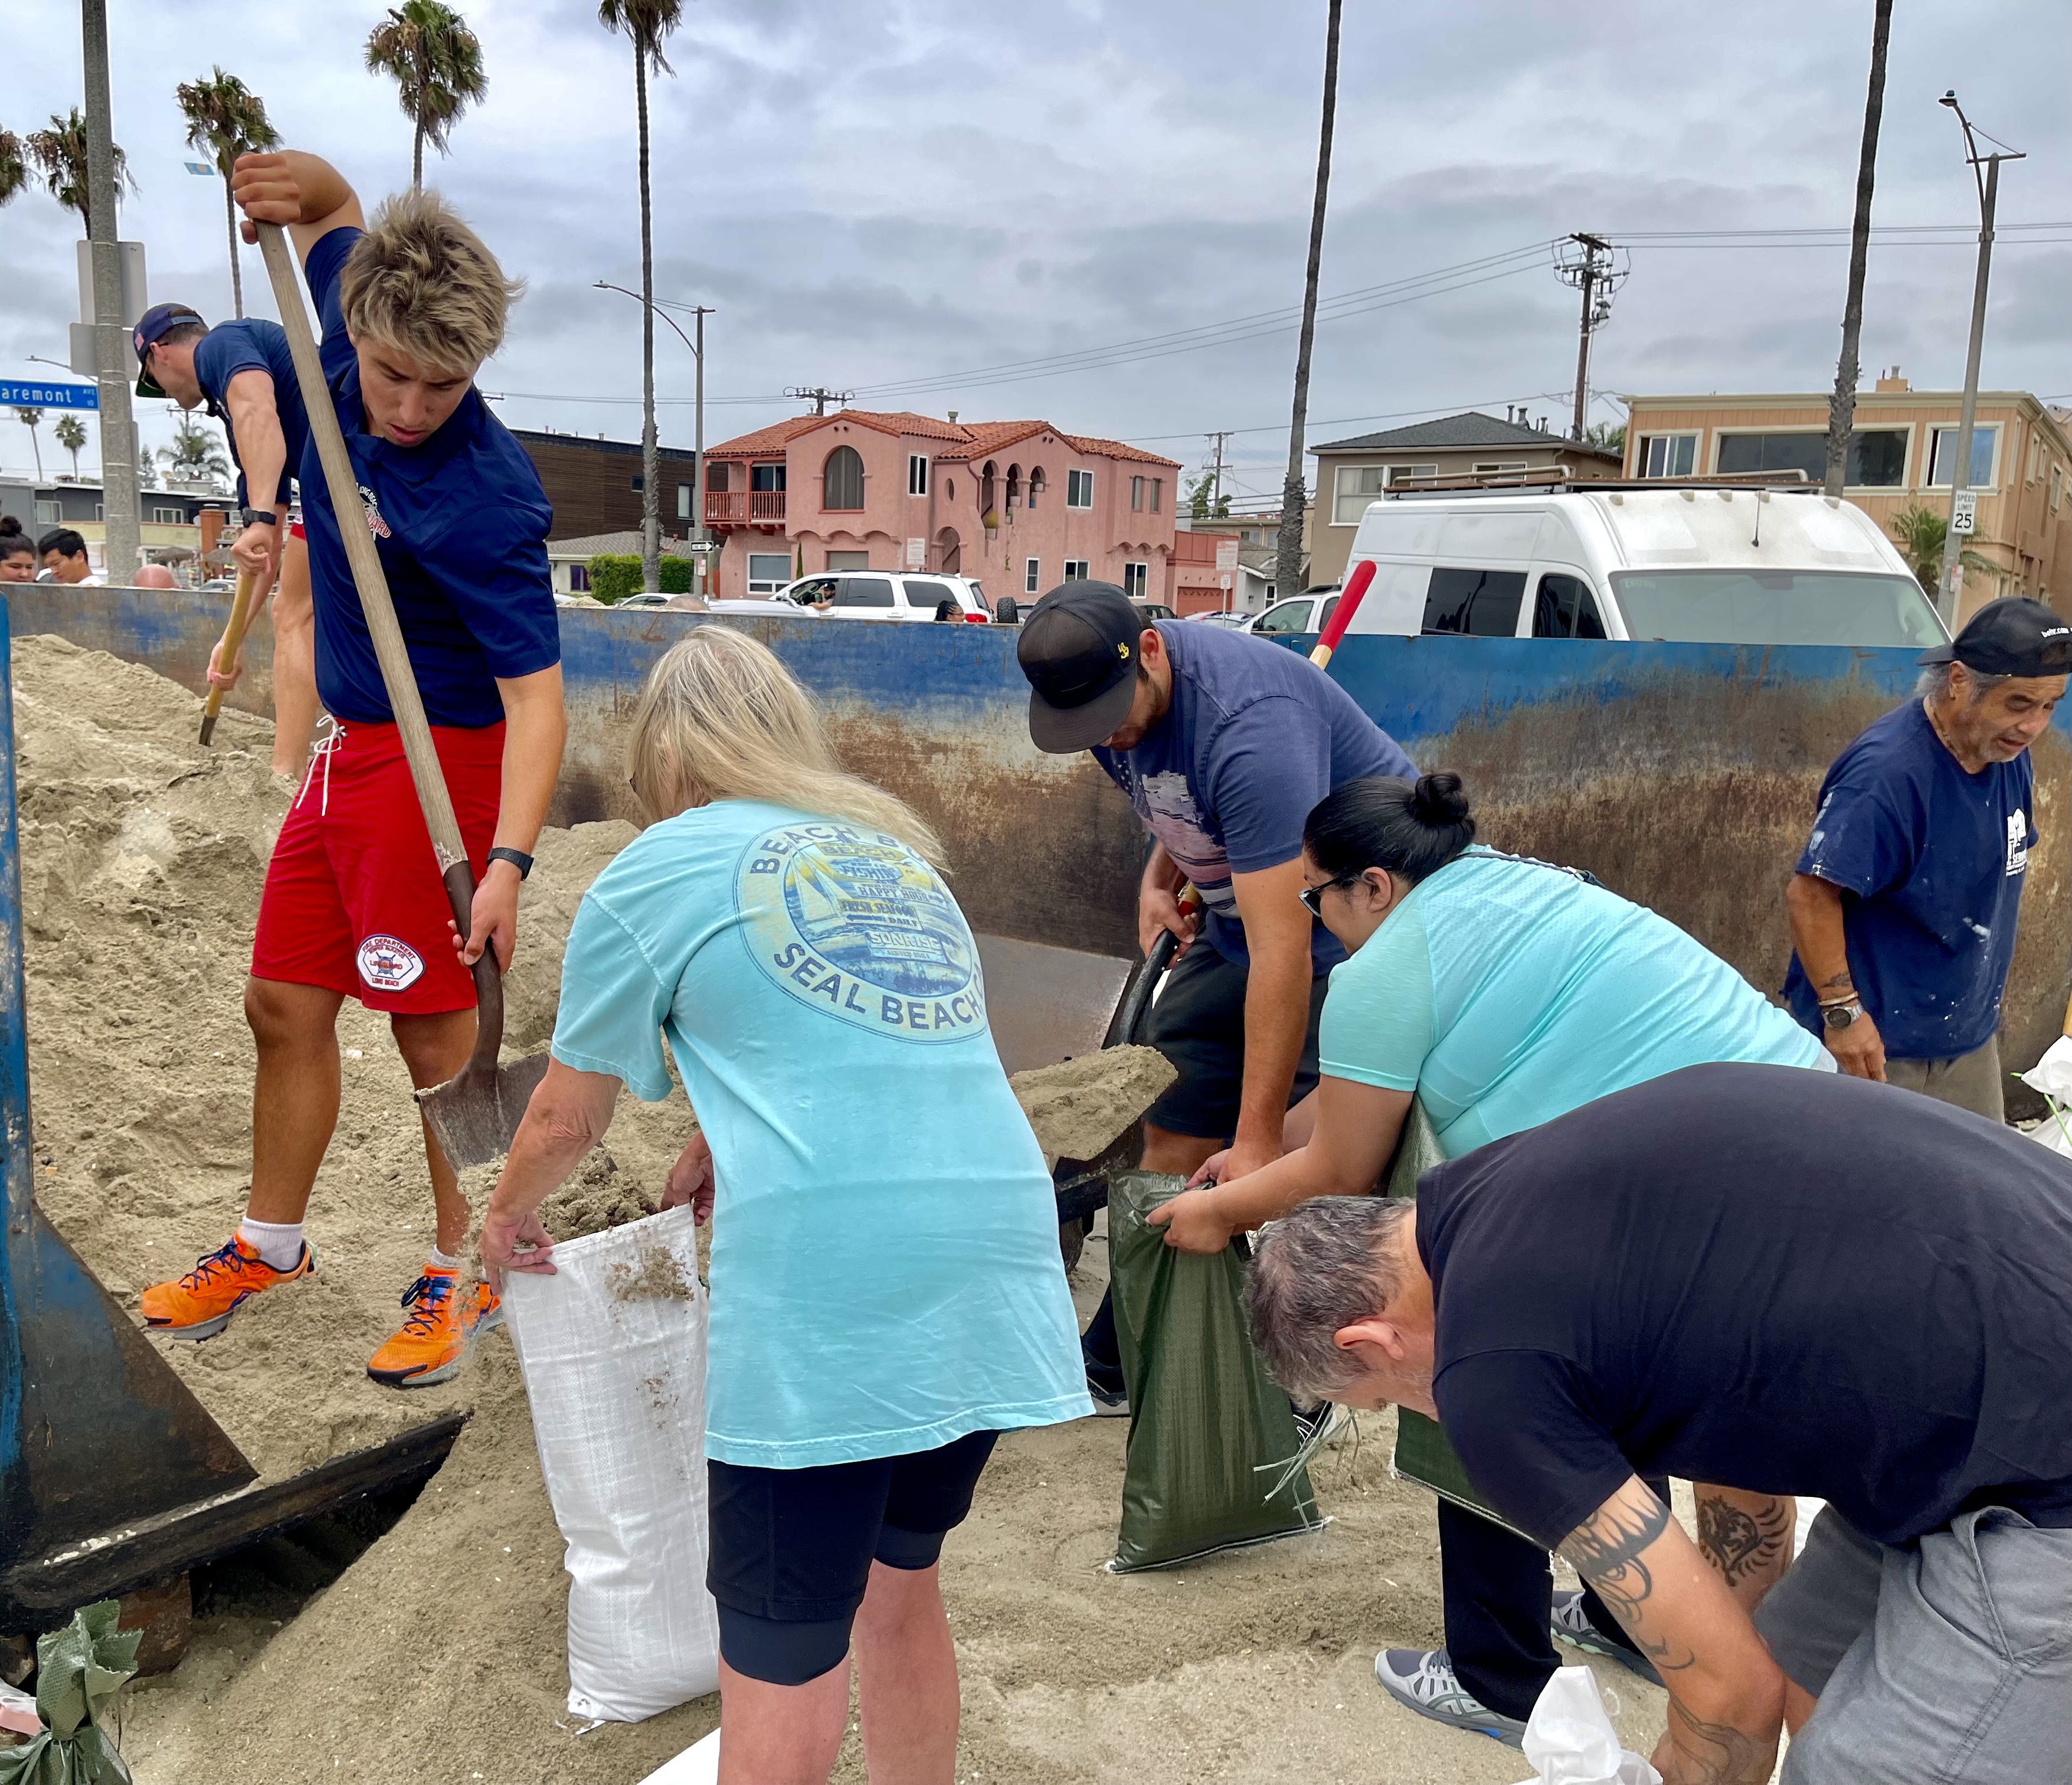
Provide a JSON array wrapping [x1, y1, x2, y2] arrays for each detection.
[[1245, 1062, 2070, 1785]]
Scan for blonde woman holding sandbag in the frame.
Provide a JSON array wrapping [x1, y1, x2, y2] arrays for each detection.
[[480, 627, 1091, 1785]]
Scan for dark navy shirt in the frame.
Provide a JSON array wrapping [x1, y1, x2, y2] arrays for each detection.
[[299, 227, 559, 730], [1782, 699, 2033, 1060], [191, 318, 309, 511], [1092, 622, 1413, 971], [1423, 1063, 2072, 1551]]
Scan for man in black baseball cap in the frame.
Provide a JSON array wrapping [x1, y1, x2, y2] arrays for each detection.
[[1785, 596, 2067, 1119], [1017, 578, 1413, 1398]]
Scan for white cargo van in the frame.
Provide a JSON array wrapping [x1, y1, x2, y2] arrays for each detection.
[[1338, 487, 1948, 647]]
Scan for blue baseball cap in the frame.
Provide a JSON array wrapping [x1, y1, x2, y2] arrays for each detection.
[[133, 303, 207, 397]]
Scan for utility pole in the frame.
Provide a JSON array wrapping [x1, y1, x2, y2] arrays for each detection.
[[786, 386, 853, 417], [1204, 430, 1232, 516], [1822, 0, 1892, 499], [81, 0, 139, 583], [1936, 91, 2023, 627], [686, 305, 715, 594], [1553, 234, 1622, 442]]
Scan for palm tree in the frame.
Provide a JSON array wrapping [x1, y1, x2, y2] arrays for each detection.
[[0, 128, 27, 210], [599, 0, 685, 594], [1889, 504, 1993, 593], [158, 412, 233, 489], [24, 108, 134, 238], [175, 70, 280, 319], [1275, 0, 1343, 607], [1821, 0, 1893, 498], [53, 415, 88, 480], [14, 409, 44, 480], [364, 1, 489, 191]]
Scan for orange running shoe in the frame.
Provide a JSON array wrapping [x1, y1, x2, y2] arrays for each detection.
[[365, 1266, 503, 1390], [140, 1235, 316, 1340]]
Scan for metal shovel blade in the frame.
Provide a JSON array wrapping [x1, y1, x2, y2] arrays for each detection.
[[415, 1048, 552, 1169]]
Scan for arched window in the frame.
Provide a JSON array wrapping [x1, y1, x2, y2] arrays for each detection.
[[979, 460, 997, 521], [1006, 464, 1023, 509], [1027, 466, 1046, 511], [823, 445, 865, 511]]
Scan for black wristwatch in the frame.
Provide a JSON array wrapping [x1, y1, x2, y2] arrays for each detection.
[[1821, 999, 1863, 1031], [487, 846, 533, 881], [240, 507, 279, 528]]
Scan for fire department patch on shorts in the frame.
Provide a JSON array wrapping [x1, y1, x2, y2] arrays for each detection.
[[356, 933, 425, 992]]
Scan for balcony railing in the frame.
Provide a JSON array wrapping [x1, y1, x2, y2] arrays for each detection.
[[705, 489, 787, 526]]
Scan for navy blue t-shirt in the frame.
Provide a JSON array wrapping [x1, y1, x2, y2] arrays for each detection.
[[1422, 1062, 2071, 1551], [191, 318, 310, 512], [1092, 622, 1413, 970], [1782, 699, 2034, 1059], [298, 227, 559, 729]]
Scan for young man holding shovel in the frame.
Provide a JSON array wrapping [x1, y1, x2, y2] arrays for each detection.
[[140, 150, 567, 1388]]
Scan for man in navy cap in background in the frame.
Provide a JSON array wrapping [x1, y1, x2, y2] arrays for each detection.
[[1785, 596, 2068, 1118], [135, 299, 321, 777]]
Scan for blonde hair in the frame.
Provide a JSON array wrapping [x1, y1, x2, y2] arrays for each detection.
[[627, 627, 947, 867], [341, 187, 523, 374]]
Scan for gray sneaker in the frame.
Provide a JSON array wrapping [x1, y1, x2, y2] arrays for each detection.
[[1373, 1649, 1528, 1747], [1550, 1588, 1664, 1687]]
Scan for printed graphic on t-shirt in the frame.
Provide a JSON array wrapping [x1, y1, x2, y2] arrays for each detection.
[[356, 933, 424, 990], [356, 483, 392, 540], [1128, 769, 1235, 915], [2006, 811, 2030, 877], [737, 820, 984, 1042]]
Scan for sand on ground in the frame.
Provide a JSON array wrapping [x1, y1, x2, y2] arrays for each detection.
[[15, 636, 1674, 1784]]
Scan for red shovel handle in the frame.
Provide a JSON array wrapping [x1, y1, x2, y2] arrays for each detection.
[[1310, 558, 1376, 668]]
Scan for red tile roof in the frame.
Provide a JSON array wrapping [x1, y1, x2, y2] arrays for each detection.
[[706, 408, 1179, 468]]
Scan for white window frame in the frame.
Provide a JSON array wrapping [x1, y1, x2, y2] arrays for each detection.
[[1470, 461, 1530, 475], [1639, 433, 1698, 479], [908, 453, 929, 497], [677, 483, 693, 519], [1130, 475, 1144, 511], [1928, 424, 2001, 489], [1333, 464, 1390, 525], [1384, 463, 1439, 489], [1066, 469, 1094, 509], [151, 506, 186, 524], [746, 551, 793, 595], [1024, 557, 1040, 594], [34, 498, 61, 524], [1062, 557, 1091, 581], [1123, 561, 1148, 599]]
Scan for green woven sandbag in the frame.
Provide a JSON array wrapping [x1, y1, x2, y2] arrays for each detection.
[[1107, 1170, 1325, 1571], [1383, 1102, 1534, 1544], [0, 1601, 139, 1785]]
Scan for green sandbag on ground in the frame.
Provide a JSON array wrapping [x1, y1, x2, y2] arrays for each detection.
[[0, 1600, 138, 1784], [1383, 1103, 1535, 1545], [1107, 1170, 1325, 1571]]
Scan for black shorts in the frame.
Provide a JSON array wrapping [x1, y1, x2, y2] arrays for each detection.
[[706, 1429, 999, 1686], [1142, 939, 1329, 1141]]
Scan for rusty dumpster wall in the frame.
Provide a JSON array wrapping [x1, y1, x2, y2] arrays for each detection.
[[7, 587, 2066, 1074]]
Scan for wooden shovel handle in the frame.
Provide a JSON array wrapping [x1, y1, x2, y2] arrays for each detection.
[[253, 221, 505, 1068], [198, 567, 259, 745]]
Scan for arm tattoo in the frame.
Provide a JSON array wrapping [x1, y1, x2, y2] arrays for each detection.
[[1665, 1697, 1774, 1785], [1697, 1493, 1792, 1587], [1557, 1487, 1693, 1673]]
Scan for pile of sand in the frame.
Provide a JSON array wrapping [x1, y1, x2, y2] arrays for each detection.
[[1011, 1045, 1175, 1166], [14, 636, 1671, 1784]]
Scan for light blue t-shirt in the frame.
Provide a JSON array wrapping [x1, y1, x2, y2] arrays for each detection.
[[550, 799, 1094, 1468], [1320, 848, 1830, 1158]]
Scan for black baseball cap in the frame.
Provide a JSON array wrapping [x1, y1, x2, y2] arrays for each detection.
[[1917, 596, 2072, 678], [133, 303, 206, 398], [1017, 581, 1148, 753]]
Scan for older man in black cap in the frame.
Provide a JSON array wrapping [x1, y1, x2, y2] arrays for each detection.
[[1016, 581, 1412, 1409], [1785, 596, 2068, 1118]]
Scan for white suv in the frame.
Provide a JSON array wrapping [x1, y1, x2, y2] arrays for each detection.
[[744, 571, 993, 622]]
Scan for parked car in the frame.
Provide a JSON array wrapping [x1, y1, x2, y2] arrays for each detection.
[[1249, 589, 1344, 638], [1334, 488, 1947, 646], [615, 592, 673, 609], [709, 571, 991, 623], [1186, 610, 1254, 629], [1130, 600, 1178, 622]]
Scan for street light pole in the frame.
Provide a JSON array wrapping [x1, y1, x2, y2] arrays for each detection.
[[593, 283, 713, 592], [81, 0, 139, 583], [1936, 91, 2023, 627]]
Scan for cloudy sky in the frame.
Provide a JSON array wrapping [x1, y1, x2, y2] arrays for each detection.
[[8, 0, 2068, 506]]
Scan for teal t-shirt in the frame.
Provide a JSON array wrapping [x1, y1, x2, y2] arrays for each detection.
[[550, 799, 1094, 1468], [1320, 848, 1830, 1158]]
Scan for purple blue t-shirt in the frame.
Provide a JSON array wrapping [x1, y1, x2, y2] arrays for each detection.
[[191, 318, 309, 511], [298, 226, 559, 730], [1782, 699, 2034, 1060], [1092, 621, 1413, 970]]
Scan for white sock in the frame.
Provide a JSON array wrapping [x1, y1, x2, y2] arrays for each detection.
[[238, 1217, 305, 1271], [428, 1245, 463, 1272]]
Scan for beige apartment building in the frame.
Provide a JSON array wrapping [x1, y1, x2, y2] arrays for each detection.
[[1623, 378, 2071, 620], [1303, 411, 1621, 586]]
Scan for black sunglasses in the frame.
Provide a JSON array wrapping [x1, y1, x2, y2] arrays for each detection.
[[1298, 872, 1364, 917]]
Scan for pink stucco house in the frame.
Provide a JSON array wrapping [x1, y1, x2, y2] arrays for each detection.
[[702, 408, 1182, 605]]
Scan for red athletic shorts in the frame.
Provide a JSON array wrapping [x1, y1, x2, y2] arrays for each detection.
[[253, 717, 503, 1014]]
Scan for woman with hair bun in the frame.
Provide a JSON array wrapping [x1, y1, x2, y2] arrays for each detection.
[[1150, 768, 1828, 1747]]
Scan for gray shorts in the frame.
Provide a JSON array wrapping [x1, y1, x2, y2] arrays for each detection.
[[1757, 1504, 2071, 1784], [1884, 1032, 2005, 1123]]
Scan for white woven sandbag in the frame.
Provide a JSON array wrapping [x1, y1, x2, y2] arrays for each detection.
[[503, 1204, 721, 1721]]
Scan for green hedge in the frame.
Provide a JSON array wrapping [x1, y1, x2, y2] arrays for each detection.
[[587, 553, 696, 603]]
